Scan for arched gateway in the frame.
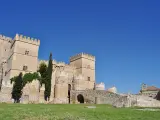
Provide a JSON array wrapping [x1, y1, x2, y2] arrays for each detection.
[[77, 94, 84, 103]]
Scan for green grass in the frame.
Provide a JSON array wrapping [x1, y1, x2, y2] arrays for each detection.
[[0, 104, 159, 120]]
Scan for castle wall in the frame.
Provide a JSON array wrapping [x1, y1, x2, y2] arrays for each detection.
[[81, 58, 95, 81], [0, 34, 98, 104], [70, 53, 96, 90], [6, 35, 39, 86], [71, 90, 129, 106], [70, 58, 82, 74], [0, 35, 12, 63]]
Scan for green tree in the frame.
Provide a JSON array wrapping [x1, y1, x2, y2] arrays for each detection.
[[23, 72, 41, 87], [44, 53, 53, 101], [11, 72, 41, 103], [11, 72, 23, 103], [38, 62, 47, 86], [10, 76, 18, 84]]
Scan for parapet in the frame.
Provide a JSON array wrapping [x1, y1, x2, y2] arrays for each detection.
[[14, 34, 40, 46], [39, 59, 67, 67], [0, 34, 12, 43], [70, 53, 95, 62], [38, 60, 48, 65], [57, 61, 65, 66], [52, 59, 65, 66]]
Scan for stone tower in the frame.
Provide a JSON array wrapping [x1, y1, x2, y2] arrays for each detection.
[[0, 35, 12, 63], [0, 35, 12, 90], [70, 53, 95, 89], [2, 34, 40, 87]]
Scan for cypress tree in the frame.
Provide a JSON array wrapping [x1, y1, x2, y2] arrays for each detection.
[[11, 72, 23, 103], [44, 53, 53, 101]]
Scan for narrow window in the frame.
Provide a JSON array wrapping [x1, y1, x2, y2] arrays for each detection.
[[25, 50, 29, 55], [88, 77, 90, 81], [5, 71, 7, 76], [23, 66, 28, 71]]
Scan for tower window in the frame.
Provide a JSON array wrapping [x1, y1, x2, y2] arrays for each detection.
[[23, 66, 28, 71], [88, 77, 90, 81], [25, 50, 29, 55], [5, 71, 7, 76]]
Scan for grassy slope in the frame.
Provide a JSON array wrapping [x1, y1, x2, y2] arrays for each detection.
[[0, 104, 159, 120]]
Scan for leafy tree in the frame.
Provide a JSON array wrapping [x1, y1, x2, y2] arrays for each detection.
[[11, 72, 23, 103], [44, 53, 53, 101], [10, 76, 18, 84], [38, 62, 47, 86], [11, 72, 41, 103], [23, 72, 41, 87]]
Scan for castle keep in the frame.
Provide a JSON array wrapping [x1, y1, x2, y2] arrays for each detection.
[[0, 34, 102, 103]]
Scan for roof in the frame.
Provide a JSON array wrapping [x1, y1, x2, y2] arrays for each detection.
[[144, 86, 160, 91]]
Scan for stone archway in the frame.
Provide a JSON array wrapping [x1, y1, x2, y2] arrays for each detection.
[[77, 94, 84, 103]]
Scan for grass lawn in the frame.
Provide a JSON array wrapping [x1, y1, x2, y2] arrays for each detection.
[[0, 104, 159, 120]]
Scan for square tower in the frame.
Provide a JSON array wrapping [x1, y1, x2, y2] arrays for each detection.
[[3, 34, 40, 87], [0, 35, 12, 89], [70, 53, 95, 89]]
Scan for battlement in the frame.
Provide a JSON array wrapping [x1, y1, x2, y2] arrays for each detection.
[[70, 53, 95, 62], [39, 60, 48, 64], [57, 61, 65, 66], [0, 34, 12, 43], [39, 59, 66, 67], [53, 59, 66, 66], [13, 34, 40, 46]]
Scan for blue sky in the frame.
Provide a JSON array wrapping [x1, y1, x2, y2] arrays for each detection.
[[0, 0, 160, 93]]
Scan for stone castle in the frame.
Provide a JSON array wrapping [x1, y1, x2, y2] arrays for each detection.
[[0, 34, 104, 104], [1, 33, 160, 108]]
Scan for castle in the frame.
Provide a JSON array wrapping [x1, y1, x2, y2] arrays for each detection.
[[1, 34, 160, 108], [0, 34, 104, 103]]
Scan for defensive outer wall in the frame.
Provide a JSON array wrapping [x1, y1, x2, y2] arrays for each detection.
[[70, 90, 160, 108]]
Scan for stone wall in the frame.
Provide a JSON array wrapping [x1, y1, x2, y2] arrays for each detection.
[[71, 90, 160, 108], [71, 90, 130, 107], [0, 87, 12, 103], [127, 95, 160, 108], [21, 80, 40, 104]]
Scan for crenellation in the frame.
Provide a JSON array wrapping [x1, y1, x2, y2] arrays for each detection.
[[57, 61, 65, 65], [14, 34, 40, 46], [0, 34, 12, 42], [70, 52, 95, 62], [1, 32, 160, 107], [39, 60, 48, 64], [0, 33, 97, 104]]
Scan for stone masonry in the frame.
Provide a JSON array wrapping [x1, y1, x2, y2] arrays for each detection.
[[1, 33, 160, 108]]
